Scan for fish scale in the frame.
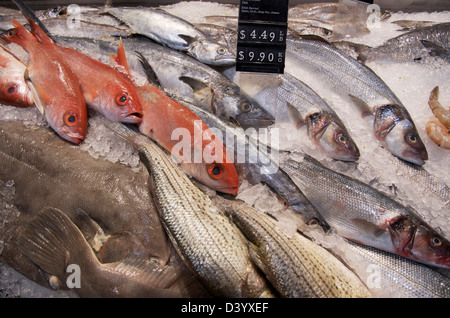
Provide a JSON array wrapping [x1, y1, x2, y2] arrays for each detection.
[[104, 120, 274, 298], [228, 203, 372, 297], [282, 154, 450, 269]]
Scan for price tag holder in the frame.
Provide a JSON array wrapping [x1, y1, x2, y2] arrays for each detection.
[[236, 0, 289, 74]]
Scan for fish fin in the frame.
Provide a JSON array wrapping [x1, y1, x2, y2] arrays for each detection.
[[135, 51, 162, 88], [351, 218, 386, 238], [429, 86, 439, 101], [25, 71, 45, 115], [298, 34, 333, 45], [177, 34, 197, 47], [16, 206, 100, 278], [179, 76, 209, 92], [12, 0, 54, 41], [0, 19, 35, 48], [112, 37, 130, 74], [286, 102, 305, 128], [348, 94, 373, 117], [420, 40, 448, 58], [26, 18, 54, 45]]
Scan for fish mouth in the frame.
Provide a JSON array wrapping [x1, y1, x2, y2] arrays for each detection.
[[401, 147, 428, 165], [217, 187, 239, 195], [121, 112, 143, 124], [235, 116, 275, 129], [65, 133, 85, 145]]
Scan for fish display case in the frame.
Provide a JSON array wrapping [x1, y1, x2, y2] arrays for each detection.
[[0, 0, 449, 300]]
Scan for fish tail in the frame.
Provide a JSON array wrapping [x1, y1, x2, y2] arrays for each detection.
[[1, 19, 36, 49], [16, 207, 99, 280], [26, 17, 54, 45]]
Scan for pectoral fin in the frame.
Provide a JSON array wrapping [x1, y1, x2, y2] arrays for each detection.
[[351, 218, 386, 238], [348, 94, 373, 117], [24, 69, 45, 115]]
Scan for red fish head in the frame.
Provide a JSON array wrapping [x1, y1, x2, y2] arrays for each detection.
[[48, 107, 87, 145], [389, 217, 450, 269], [99, 80, 143, 124], [0, 80, 34, 107], [204, 162, 240, 195]]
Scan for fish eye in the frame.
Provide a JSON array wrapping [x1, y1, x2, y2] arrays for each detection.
[[208, 164, 223, 179], [240, 102, 252, 113], [307, 218, 319, 226], [64, 112, 78, 126], [407, 133, 418, 143], [217, 47, 226, 55], [6, 84, 16, 94], [336, 134, 348, 143], [116, 94, 128, 106], [431, 236, 442, 247]]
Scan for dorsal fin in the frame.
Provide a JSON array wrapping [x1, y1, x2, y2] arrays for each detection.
[[12, 0, 54, 42], [114, 37, 130, 74], [27, 18, 54, 45]]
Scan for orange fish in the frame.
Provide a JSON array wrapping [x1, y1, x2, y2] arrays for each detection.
[[51, 37, 143, 124], [112, 39, 239, 194], [2, 19, 87, 144], [0, 44, 33, 108]]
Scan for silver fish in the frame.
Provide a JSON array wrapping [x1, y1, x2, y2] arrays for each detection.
[[227, 202, 372, 298], [281, 154, 450, 269], [345, 241, 450, 298], [104, 119, 275, 298], [286, 37, 428, 165], [183, 101, 328, 229], [251, 72, 360, 161], [337, 23, 450, 64], [105, 7, 236, 66]]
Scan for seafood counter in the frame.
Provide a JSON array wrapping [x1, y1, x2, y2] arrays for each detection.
[[0, 1, 449, 298]]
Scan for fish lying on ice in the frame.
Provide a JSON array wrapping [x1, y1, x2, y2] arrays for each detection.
[[227, 202, 372, 298], [335, 23, 450, 64], [16, 207, 206, 298], [53, 35, 275, 130], [0, 120, 171, 274], [104, 119, 275, 298], [286, 36, 429, 165], [112, 40, 240, 195], [105, 7, 236, 66], [0, 43, 33, 107], [2, 18, 87, 144], [281, 154, 450, 269], [426, 86, 450, 150], [183, 102, 328, 229], [248, 72, 360, 161]]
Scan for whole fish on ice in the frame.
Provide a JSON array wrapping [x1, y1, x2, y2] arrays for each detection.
[[1, 18, 87, 144], [227, 202, 371, 298], [286, 37, 428, 165], [282, 154, 450, 269], [105, 7, 236, 66], [104, 119, 275, 298], [0, 43, 33, 107], [112, 40, 240, 195]]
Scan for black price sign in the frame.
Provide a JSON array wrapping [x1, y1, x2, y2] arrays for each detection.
[[236, 0, 289, 74]]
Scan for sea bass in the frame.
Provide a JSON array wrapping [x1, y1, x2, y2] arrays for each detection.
[[345, 241, 450, 298], [184, 102, 329, 229], [16, 207, 206, 298], [105, 7, 236, 66], [1, 18, 87, 144], [0, 43, 33, 107], [337, 22, 450, 64], [227, 202, 371, 298], [286, 37, 428, 165], [112, 40, 239, 194], [104, 119, 275, 298], [281, 154, 450, 269], [251, 72, 360, 161]]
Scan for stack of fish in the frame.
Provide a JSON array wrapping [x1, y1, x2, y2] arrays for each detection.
[[0, 1, 449, 298]]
